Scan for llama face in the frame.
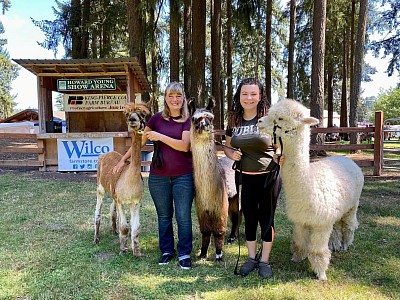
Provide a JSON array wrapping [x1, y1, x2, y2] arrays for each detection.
[[257, 99, 319, 137], [124, 104, 151, 133], [192, 109, 214, 133]]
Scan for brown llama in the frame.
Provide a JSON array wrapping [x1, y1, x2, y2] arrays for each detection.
[[188, 98, 229, 261], [94, 103, 151, 256]]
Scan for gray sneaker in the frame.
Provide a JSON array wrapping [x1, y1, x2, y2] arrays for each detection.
[[239, 257, 258, 276], [258, 261, 273, 278]]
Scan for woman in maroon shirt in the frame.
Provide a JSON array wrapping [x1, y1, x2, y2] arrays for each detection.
[[114, 82, 194, 270]]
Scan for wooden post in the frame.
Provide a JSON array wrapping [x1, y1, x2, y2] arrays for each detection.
[[373, 111, 383, 176], [126, 65, 141, 103], [37, 76, 54, 133]]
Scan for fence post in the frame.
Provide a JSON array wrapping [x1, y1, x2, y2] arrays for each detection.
[[373, 111, 383, 176]]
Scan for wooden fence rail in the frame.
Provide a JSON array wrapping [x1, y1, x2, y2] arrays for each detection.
[[0, 111, 384, 175]]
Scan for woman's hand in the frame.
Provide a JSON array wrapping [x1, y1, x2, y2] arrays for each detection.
[[112, 160, 126, 174], [232, 149, 242, 161], [273, 154, 285, 166], [145, 131, 163, 142]]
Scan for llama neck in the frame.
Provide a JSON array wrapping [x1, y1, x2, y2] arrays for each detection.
[[280, 128, 312, 187], [128, 132, 142, 171], [191, 132, 218, 173]]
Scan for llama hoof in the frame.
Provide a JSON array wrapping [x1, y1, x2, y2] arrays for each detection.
[[215, 257, 223, 262], [291, 256, 300, 263], [226, 237, 236, 244], [317, 272, 328, 281], [119, 248, 128, 254], [94, 237, 100, 244], [198, 254, 207, 260], [134, 252, 143, 257]]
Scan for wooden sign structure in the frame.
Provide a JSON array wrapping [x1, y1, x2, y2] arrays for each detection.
[[12, 57, 151, 171]]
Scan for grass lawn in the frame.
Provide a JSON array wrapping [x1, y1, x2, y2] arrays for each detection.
[[0, 165, 399, 300]]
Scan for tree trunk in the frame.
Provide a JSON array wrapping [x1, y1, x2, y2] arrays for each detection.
[[170, 0, 180, 82], [340, 27, 348, 139], [80, 0, 90, 58], [349, 0, 355, 112], [70, 0, 82, 59], [184, 0, 192, 98], [350, 0, 368, 148], [126, 0, 149, 102], [226, 0, 233, 114], [149, 5, 159, 113], [191, 0, 206, 107], [265, 0, 272, 102], [310, 0, 326, 155], [287, 0, 296, 99], [211, 0, 222, 129], [327, 67, 333, 128]]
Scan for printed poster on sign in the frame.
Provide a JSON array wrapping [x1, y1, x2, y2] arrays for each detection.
[[63, 94, 128, 112], [63, 93, 142, 112], [57, 137, 113, 171]]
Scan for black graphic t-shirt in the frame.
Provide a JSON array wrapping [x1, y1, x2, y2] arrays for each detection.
[[226, 117, 274, 172]]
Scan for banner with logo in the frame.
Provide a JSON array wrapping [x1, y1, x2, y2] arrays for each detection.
[[63, 94, 128, 112], [57, 137, 113, 171]]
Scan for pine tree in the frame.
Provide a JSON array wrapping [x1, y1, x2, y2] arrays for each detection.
[[0, 5, 19, 118]]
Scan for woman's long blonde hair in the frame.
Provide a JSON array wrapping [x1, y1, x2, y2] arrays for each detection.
[[161, 82, 189, 123]]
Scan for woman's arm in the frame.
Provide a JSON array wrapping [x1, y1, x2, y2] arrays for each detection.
[[112, 126, 151, 174], [112, 147, 132, 174], [145, 130, 191, 152], [224, 136, 242, 161]]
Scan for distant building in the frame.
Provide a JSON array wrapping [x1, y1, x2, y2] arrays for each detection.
[[307, 109, 340, 127], [0, 109, 65, 133]]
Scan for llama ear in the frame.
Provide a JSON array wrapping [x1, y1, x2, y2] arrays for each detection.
[[188, 97, 196, 116], [206, 97, 216, 112], [302, 117, 319, 126]]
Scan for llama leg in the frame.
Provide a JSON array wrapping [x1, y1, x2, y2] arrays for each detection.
[[291, 224, 309, 262], [130, 203, 142, 257], [110, 201, 118, 235], [199, 231, 211, 259], [227, 195, 239, 244], [340, 206, 359, 251], [308, 226, 332, 281], [328, 222, 343, 252], [94, 184, 105, 244], [214, 231, 226, 261], [116, 203, 129, 254]]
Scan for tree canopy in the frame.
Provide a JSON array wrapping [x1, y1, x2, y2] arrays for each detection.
[[0, 1, 19, 118], [373, 87, 400, 121]]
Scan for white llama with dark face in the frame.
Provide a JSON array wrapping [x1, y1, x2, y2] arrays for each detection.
[[188, 98, 229, 261]]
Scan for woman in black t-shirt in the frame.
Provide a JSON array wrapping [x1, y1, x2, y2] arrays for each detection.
[[224, 78, 282, 278]]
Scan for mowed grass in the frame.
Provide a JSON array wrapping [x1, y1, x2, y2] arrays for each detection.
[[0, 167, 399, 300]]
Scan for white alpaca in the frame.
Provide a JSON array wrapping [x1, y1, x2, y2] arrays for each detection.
[[94, 103, 151, 256], [258, 99, 364, 280]]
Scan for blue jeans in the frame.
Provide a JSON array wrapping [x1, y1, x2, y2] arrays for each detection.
[[148, 173, 194, 260]]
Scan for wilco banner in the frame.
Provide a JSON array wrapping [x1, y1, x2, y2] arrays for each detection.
[[57, 137, 113, 171]]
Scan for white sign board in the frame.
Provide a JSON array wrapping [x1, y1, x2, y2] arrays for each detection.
[[57, 137, 114, 171], [57, 78, 116, 91]]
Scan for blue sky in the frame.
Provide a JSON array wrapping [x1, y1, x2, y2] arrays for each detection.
[[1, 0, 399, 111]]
